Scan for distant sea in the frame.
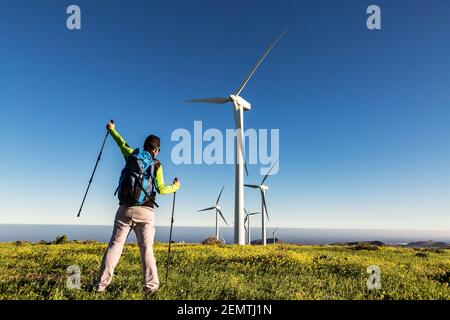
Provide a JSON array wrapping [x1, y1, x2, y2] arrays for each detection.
[[0, 224, 449, 245]]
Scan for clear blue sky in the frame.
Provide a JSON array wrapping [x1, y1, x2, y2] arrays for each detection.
[[1, 0, 450, 230]]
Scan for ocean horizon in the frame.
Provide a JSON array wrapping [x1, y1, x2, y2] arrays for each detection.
[[0, 224, 449, 245]]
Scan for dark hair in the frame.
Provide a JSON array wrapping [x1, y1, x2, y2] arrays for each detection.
[[144, 134, 160, 152]]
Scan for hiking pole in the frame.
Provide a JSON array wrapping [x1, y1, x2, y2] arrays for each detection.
[[165, 178, 178, 283], [77, 120, 114, 217]]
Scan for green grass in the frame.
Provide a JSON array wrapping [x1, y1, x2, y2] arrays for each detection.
[[0, 242, 449, 300]]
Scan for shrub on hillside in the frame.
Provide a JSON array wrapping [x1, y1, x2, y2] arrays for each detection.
[[351, 243, 380, 251], [14, 240, 30, 246], [415, 252, 429, 258], [434, 271, 450, 285], [201, 236, 224, 246], [54, 234, 68, 244]]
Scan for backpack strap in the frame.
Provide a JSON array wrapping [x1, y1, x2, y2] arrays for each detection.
[[128, 170, 159, 207], [136, 178, 159, 208], [152, 159, 161, 177], [151, 160, 160, 189]]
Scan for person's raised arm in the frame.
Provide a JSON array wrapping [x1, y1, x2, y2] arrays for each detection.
[[106, 121, 134, 161]]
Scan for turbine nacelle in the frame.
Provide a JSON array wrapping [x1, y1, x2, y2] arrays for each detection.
[[260, 185, 269, 191], [244, 211, 261, 223], [230, 95, 251, 111]]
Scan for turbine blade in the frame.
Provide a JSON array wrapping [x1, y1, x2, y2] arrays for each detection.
[[261, 159, 279, 185], [249, 212, 261, 216], [185, 97, 230, 104], [216, 185, 225, 205], [244, 184, 259, 189], [244, 224, 248, 236], [198, 207, 216, 212], [262, 193, 269, 221], [244, 208, 249, 215], [217, 209, 229, 226], [235, 28, 288, 97]]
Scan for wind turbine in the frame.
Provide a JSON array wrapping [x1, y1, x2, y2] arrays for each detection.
[[272, 228, 279, 244], [198, 185, 228, 240], [186, 29, 288, 245], [245, 159, 279, 245], [244, 209, 261, 245]]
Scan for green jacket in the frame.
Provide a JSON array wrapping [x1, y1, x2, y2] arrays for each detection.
[[109, 127, 179, 195]]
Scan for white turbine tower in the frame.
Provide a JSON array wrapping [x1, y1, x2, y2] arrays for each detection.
[[186, 29, 287, 245], [198, 185, 228, 239], [245, 159, 279, 245], [244, 209, 261, 245], [272, 228, 279, 244]]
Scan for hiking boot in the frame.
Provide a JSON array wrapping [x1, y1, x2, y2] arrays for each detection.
[[94, 285, 107, 294], [143, 286, 157, 296]]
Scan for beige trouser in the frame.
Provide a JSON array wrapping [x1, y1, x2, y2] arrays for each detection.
[[95, 205, 159, 292]]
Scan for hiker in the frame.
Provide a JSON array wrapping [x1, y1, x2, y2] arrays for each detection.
[[95, 121, 181, 294]]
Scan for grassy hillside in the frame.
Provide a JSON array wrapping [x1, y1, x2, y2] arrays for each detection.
[[0, 242, 449, 300]]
